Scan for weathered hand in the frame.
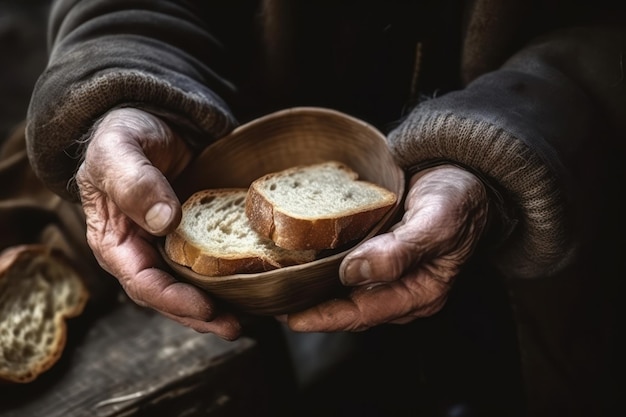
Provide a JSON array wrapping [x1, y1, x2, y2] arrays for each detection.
[[283, 165, 490, 332], [75, 108, 241, 339]]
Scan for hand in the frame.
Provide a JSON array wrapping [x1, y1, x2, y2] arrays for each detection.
[[75, 108, 241, 339], [282, 165, 490, 332]]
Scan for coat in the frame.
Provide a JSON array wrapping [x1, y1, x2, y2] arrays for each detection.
[[18, 0, 626, 415]]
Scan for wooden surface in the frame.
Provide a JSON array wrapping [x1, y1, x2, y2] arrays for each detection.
[[0, 297, 274, 417], [0, 5, 292, 415]]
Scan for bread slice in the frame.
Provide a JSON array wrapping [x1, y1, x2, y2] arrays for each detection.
[[0, 244, 89, 384], [245, 161, 397, 251], [164, 189, 318, 276]]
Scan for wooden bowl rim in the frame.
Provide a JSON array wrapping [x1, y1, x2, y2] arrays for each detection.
[[159, 106, 406, 313], [226, 106, 387, 139]]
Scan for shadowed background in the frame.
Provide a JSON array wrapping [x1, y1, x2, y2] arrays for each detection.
[[0, 0, 49, 140]]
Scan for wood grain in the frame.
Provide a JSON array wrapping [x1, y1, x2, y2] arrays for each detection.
[[0, 299, 270, 417], [163, 107, 405, 316]]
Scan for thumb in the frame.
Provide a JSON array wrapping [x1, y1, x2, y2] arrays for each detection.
[[88, 135, 181, 235], [339, 165, 486, 287], [339, 229, 419, 287], [79, 110, 190, 235], [123, 163, 181, 236]]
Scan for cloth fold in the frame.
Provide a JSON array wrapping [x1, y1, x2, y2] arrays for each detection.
[[0, 121, 116, 307]]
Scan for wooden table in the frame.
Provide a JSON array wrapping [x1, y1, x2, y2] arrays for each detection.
[[0, 296, 292, 417]]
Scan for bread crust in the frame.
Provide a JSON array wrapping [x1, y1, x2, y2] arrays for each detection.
[[164, 229, 282, 276], [0, 244, 89, 384], [247, 187, 393, 250], [245, 162, 397, 251], [164, 189, 317, 276]]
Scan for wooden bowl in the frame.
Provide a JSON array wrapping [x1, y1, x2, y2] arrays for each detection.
[[158, 107, 405, 316]]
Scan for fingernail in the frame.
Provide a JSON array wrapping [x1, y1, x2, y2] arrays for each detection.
[[145, 202, 173, 232], [341, 258, 372, 285]]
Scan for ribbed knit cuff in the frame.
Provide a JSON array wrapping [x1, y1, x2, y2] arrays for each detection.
[[388, 111, 576, 279], [26, 70, 237, 202]]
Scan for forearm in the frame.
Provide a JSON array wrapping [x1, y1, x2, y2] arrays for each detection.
[[388, 24, 625, 279], [26, 0, 238, 200]]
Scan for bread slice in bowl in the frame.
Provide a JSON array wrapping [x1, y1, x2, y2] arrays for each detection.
[[164, 189, 318, 276], [0, 244, 89, 384], [245, 161, 397, 251]]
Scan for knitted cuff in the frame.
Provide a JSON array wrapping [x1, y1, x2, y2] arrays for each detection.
[[26, 70, 237, 201], [388, 112, 576, 279]]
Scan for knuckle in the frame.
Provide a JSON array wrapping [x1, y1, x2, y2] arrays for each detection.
[[121, 279, 148, 307]]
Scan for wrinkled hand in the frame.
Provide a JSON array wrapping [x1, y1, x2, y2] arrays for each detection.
[[283, 165, 490, 332], [75, 108, 241, 339]]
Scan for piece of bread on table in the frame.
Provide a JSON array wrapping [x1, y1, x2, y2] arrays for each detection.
[[246, 161, 397, 251], [0, 244, 89, 384], [164, 189, 318, 276]]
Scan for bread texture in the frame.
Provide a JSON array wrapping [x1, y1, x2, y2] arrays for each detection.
[[164, 189, 318, 276], [246, 161, 397, 250], [0, 244, 89, 384]]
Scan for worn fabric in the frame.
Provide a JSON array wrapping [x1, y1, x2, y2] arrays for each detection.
[[19, 0, 626, 415], [0, 123, 115, 304]]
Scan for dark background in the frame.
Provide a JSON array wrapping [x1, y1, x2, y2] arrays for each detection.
[[0, 3, 524, 416], [0, 0, 49, 140]]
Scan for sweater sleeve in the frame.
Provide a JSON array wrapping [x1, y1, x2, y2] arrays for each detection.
[[387, 24, 626, 279], [25, 0, 239, 201]]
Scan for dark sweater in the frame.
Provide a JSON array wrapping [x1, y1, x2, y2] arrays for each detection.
[[26, 0, 626, 280]]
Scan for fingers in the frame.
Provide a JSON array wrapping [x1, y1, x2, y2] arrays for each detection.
[[305, 165, 489, 333], [134, 269, 242, 340], [287, 269, 450, 332], [340, 232, 417, 286], [130, 267, 215, 318], [340, 165, 489, 287], [82, 189, 242, 339], [81, 134, 179, 235], [95, 153, 179, 235], [81, 188, 201, 318], [158, 309, 242, 340], [339, 201, 458, 287], [79, 108, 192, 236], [75, 108, 242, 339]]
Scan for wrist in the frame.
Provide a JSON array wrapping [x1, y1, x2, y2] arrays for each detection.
[[408, 161, 519, 252]]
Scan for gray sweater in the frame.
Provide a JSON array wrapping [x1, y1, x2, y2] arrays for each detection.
[[25, 0, 626, 279]]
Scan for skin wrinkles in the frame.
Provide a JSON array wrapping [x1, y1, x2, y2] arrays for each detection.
[[90, 109, 192, 184], [74, 106, 488, 340], [295, 271, 449, 332], [286, 165, 489, 333], [74, 108, 242, 339], [83, 120, 190, 235], [343, 233, 417, 285], [81, 172, 241, 338]]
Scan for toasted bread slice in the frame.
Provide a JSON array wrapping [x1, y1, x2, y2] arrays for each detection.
[[245, 161, 397, 251], [0, 244, 89, 384], [164, 189, 318, 276]]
